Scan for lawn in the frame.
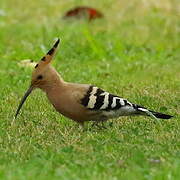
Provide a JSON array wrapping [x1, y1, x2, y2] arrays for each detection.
[[0, 0, 179, 179]]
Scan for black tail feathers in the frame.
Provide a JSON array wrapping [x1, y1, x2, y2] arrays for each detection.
[[135, 105, 173, 120], [150, 111, 173, 119]]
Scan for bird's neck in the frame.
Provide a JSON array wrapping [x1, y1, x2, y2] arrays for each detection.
[[43, 76, 68, 109], [40, 71, 67, 94]]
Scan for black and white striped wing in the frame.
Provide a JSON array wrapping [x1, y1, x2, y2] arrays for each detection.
[[80, 86, 173, 120], [81, 86, 139, 116]]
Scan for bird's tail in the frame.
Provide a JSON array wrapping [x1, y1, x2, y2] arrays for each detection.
[[135, 106, 173, 120], [149, 110, 173, 119]]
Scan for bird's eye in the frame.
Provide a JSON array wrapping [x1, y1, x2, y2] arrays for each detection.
[[37, 75, 43, 80]]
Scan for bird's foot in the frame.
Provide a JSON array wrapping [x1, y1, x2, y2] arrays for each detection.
[[91, 121, 107, 130]]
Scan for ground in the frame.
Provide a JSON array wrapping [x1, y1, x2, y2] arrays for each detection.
[[0, 0, 179, 179]]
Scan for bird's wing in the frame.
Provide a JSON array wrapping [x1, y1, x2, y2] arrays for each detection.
[[79, 85, 173, 119], [80, 85, 135, 111]]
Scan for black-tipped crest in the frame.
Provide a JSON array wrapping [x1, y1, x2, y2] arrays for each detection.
[[41, 57, 46, 61], [40, 38, 60, 63], [54, 38, 60, 48], [47, 48, 54, 55], [47, 38, 60, 55]]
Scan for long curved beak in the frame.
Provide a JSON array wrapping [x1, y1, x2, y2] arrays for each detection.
[[15, 85, 34, 119]]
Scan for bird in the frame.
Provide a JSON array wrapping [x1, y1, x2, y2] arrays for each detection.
[[63, 6, 103, 21], [15, 38, 173, 128]]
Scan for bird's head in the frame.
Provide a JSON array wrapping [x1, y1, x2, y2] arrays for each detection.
[[15, 38, 60, 118]]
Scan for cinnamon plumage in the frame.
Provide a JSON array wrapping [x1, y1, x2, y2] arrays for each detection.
[[15, 39, 173, 127]]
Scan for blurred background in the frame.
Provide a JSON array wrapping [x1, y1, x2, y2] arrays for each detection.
[[0, 1, 179, 179]]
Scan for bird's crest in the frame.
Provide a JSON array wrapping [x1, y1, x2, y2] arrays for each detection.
[[34, 38, 60, 69]]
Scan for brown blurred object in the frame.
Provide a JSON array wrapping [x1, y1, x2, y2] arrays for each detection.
[[63, 6, 103, 21], [18, 59, 36, 68]]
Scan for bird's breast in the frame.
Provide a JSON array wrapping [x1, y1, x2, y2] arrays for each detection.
[[46, 91, 94, 122]]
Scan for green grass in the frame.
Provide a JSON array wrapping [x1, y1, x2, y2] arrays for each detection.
[[0, 0, 180, 179]]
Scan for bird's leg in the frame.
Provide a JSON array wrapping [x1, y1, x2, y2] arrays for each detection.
[[100, 121, 107, 129], [92, 122, 103, 130], [78, 122, 87, 131], [91, 121, 98, 128], [91, 118, 107, 130], [108, 121, 113, 127]]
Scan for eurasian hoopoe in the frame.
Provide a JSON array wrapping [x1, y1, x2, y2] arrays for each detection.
[[15, 39, 173, 127]]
